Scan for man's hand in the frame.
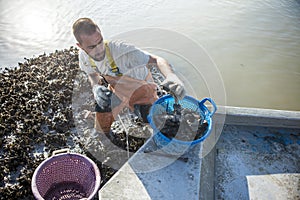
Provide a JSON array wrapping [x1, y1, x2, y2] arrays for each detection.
[[93, 85, 112, 110], [161, 74, 186, 100]]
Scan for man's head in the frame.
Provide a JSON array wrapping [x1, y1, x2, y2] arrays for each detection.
[[73, 18, 105, 61]]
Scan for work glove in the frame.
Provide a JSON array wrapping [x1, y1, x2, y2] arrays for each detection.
[[161, 74, 186, 100], [93, 85, 112, 111]]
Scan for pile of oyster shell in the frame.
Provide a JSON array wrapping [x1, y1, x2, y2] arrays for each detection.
[[0, 48, 80, 199], [0, 47, 159, 199]]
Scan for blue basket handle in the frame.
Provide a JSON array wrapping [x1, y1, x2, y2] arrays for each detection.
[[198, 98, 217, 117]]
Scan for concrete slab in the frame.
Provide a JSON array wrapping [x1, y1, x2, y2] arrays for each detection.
[[99, 162, 152, 200], [99, 138, 203, 200], [247, 173, 300, 200]]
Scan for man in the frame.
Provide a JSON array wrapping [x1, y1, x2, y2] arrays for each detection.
[[72, 17, 186, 133]]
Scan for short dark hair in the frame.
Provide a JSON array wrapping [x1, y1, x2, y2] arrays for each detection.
[[72, 18, 100, 44]]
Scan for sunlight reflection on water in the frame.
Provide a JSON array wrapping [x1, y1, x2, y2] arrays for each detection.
[[0, 0, 299, 110]]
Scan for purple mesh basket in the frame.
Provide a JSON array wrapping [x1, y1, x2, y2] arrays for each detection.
[[31, 150, 101, 200]]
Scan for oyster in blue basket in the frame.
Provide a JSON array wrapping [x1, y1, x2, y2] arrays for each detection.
[[153, 107, 208, 141]]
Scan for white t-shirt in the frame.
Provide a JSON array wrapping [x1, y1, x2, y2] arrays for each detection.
[[79, 40, 150, 81]]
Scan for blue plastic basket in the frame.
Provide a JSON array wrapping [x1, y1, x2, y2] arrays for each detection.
[[148, 95, 217, 155]]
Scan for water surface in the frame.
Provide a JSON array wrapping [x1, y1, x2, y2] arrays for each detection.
[[0, 0, 299, 110]]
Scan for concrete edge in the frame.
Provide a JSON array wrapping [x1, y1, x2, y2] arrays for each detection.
[[215, 106, 300, 128]]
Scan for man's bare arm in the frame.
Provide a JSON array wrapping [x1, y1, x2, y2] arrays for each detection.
[[147, 54, 174, 77], [88, 72, 103, 87], [147, 54, 186, 99]]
